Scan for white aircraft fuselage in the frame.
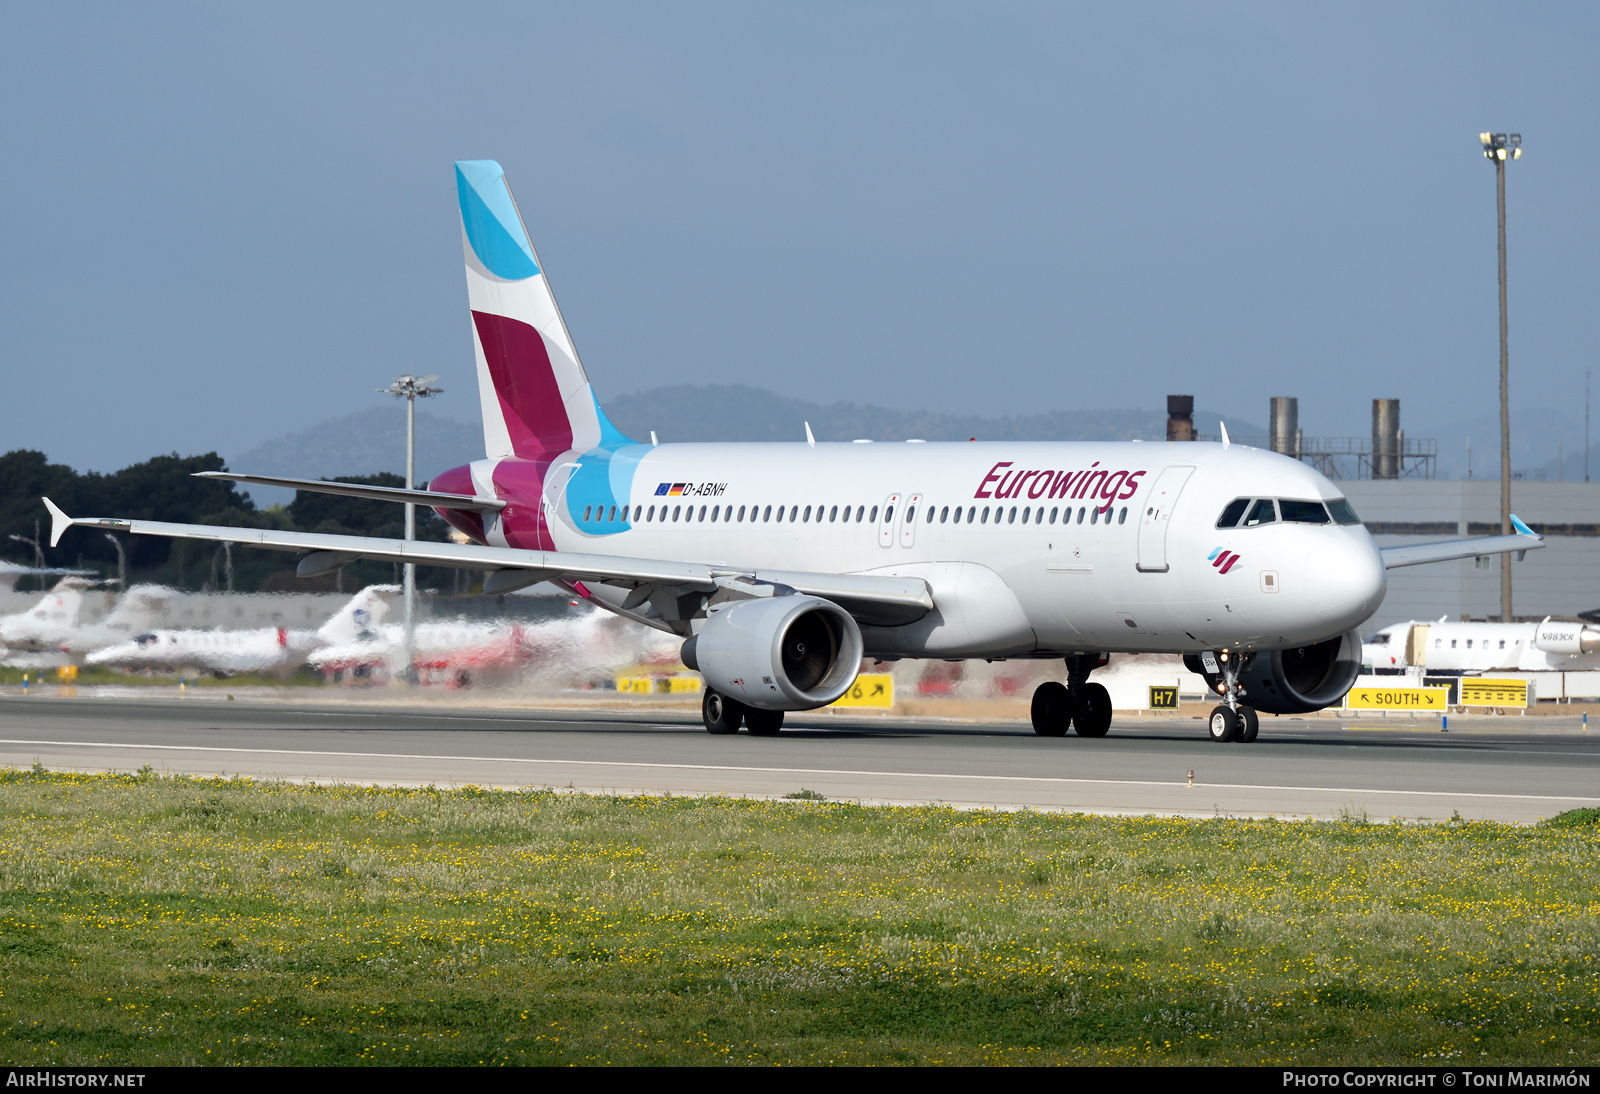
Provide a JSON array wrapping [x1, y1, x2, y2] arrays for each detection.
[[453, 440, 1386, 659], [1364, 618, 1600, 675]]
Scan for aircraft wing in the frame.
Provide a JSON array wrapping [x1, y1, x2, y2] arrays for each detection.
[[42, 498, 933, 628], [1378, 515, 1545, 570], [193, 471, 506, 512]]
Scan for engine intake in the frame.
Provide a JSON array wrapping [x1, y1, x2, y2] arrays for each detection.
[[682, 595, 864, 711], [1184, 630, 1362, 714]]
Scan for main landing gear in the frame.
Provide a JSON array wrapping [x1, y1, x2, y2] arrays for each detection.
[[702, 688, 785, 736], [1201, 648, 1260, 744], [1030, 653, 1113, 738]]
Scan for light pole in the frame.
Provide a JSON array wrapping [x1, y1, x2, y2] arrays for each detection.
[[381, 374, 443, 682], [1481, 131, 1521, 622], [10, 522, 44, 590], [103, 533, 126, 589]]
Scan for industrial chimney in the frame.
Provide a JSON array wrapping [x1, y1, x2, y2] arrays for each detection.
[[1372, 399, 1400, 479], [1269, 397, 1299, 458], [1167, 395, 1196, 442]]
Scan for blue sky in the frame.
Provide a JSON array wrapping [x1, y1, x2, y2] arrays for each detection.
[[2, 3, 1596, 472]]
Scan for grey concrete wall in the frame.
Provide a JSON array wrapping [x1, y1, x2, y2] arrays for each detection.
[[1340, 482, 1600, 630]]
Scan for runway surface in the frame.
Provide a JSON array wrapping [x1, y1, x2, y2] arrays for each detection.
[[1, 695, 1597, 823]]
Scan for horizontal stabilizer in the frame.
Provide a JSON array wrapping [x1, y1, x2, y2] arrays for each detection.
[[192, 472, 506, 512], [1380, 518, 1545, 570]]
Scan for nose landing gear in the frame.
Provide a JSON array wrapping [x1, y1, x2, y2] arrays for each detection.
[[1200, 649, 1261, 744]]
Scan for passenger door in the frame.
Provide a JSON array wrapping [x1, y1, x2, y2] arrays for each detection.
[[1136, 466, 1194, 573]]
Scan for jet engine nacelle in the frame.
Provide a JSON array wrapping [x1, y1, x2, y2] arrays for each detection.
[[1533, 621, 1600, 656], [681, 595, 864, 711], [1184, 630, 1363, 715]]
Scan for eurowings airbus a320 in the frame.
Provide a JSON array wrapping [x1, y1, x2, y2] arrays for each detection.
[[44, 160, 1544, 743]]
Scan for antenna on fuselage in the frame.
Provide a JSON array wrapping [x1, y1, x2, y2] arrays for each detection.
[[804, 422, 816, 448], [650, 431, 659, 446], [1219, 422, 1231, 448]]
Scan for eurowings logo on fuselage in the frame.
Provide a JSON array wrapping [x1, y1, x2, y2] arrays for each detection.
[[974, 461, 1146, 510], [1208, 547, 1242, 574]]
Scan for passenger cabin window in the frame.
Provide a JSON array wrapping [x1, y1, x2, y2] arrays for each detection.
[[1279, 499, 1331, 524], [1217, 498, 1250, 528], [1243, 499, 1277, 527], [1326, 498, 1362, 525]]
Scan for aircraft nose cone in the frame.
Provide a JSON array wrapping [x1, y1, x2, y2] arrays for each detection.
[[1307, 542, 1386, 629]]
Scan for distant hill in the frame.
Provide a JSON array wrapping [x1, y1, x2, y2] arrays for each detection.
[[229, 386, 1265, 497], [603, 385, 1261, 445], [229, 405, 484, 482]]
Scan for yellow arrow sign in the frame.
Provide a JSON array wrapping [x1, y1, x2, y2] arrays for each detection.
[[1345, 686, 1450, 711], [831, 673, 895, 709]]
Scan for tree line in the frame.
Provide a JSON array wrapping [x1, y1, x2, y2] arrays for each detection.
[[0, 450, 456, 593]]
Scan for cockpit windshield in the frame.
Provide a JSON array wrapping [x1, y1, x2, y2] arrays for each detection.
[[1279, 499, 1331, 524], [1243, 499, 1277, 527], [1218, 496, 1363, 528], [1216, 498, 1250, 528], [1326, 498, 1361, 525]]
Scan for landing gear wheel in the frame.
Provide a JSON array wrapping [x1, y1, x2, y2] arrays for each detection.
[[1030, 681, 1074, 737], [1073, 682, 1113, 738], [1237, 706, 1260, 743], [703, 689, 744, 735], [1208, 705, 1240, 743], [745, 709, 785, 736]]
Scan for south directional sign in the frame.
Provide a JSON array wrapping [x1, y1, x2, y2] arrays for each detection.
[[1345, 686, 1450, 711]]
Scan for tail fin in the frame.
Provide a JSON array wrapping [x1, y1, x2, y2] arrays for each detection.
[[456, 160, 628, 459], [316, 585, 400, 644]]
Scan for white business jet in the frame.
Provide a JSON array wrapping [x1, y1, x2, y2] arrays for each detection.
[[1365, 617, 1600, 675], [86, 585, 399, 675], [0, 579, 165, 667], [43, 160, 1542, 743]]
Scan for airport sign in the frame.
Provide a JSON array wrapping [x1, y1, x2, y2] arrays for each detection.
[[831, 673, 894, 709], [1345, 685, 1450, 711], [1458, 677, 1531, 707]]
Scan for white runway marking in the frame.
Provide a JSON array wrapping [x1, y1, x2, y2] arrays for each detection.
[[1, 737, 1596, 804]]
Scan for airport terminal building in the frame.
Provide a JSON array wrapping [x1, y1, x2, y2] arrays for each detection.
[[1348, 480, 1600, 631]]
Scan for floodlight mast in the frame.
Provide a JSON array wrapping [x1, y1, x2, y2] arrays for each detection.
[[381, 374, 444, 681], [1480, 131, 1521, 622]]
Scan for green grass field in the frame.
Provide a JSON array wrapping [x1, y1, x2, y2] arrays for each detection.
[[0, 768, 1595, 1065]]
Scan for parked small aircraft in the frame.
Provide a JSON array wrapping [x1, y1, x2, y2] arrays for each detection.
[[87, 586, 399, 675]]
